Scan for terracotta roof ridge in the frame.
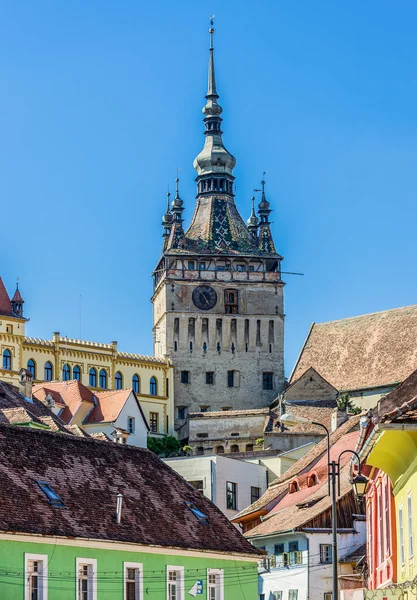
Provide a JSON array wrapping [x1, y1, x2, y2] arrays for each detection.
[[315, 304, 417, 327]]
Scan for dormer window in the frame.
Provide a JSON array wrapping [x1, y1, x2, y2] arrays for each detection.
[[225, 290, 238, 314], [185, 501, 209, 524], [307, 473, 319, 487], [289, 480, 299, 494], [36, 481, 65, 508]]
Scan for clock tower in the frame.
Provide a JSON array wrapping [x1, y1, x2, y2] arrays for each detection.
[[152, 24, 285, 420]]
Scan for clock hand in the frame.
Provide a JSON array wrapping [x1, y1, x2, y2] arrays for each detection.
[[201, 292, 209, 304]]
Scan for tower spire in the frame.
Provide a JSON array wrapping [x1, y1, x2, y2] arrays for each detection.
[[193, 19, 236, 199], [247, 194, 260, 236], [162, 191, 173, 239], [207, 16, 218, 99]]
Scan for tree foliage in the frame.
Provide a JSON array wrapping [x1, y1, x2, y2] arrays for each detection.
[[337, 393, 361, 415], [147, 435, 181, 457]]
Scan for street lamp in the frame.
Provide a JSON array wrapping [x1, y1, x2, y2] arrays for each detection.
[[280, 412, 368, 600]]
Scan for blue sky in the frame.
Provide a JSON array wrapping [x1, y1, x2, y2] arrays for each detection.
[[1, 1, 417, 375]]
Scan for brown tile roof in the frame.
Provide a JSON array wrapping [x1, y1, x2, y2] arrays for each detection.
[[0, 277, 13, 317], [264, 405, 335, 435], [0, 424, 259, 556], [0, 381, 76, 435], [376, 368, 417, 423], [90, 431, 112, 441], [235, 415, 360, 519], [291, 305, 417, 391], [190, 408, 270, 419]]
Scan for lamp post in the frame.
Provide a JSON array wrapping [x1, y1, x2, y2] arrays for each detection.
[[280, 413, 367, 600]]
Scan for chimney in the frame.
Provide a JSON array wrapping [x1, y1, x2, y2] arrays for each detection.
[[45, 392, 55, 409], [18, 368, 33, 401], [116, 493, 123, 524], [331, 408, 348, 432]]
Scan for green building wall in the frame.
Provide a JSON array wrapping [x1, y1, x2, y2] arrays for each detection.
[[0, 537, 258, 599]]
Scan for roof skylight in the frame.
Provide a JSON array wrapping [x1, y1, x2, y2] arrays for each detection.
[[185, 501, 209, 524], [36, 480, 65, 508]]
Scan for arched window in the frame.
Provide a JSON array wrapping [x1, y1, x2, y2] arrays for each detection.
[[150, 377, 157, 396], [215, 445, 224, 454], [99, 369, 107, 389], [62, 364, 71, 381], [115, 371, 123, 390], [245, 444, 254, 452], [2, 349, 11, 370], [132, 374, 140, 394], [27, 359, 36, 378], [289, 480, 299, 494], [196, 447, 204, 456], [307, 473, 319, 488], [44, 361, 53, 381], [73, 365, 81, 381], [89, 368, 97, 387], [231, 444, 240, 453]]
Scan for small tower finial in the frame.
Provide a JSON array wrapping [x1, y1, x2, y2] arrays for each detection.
[[162, 191, 174, 238], [247, 191, 260, 235], [209, 15, 215, 50]]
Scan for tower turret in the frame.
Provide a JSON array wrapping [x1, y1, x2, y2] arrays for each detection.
[[257, 178, 276, 253], [247, 196, 259, 237], [162, 192, 173, 240]]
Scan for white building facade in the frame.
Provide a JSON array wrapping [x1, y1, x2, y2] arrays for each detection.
[[164, 454, 268, 521]]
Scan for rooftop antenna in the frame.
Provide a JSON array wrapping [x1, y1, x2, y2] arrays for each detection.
[[78, 294, 82, 340]]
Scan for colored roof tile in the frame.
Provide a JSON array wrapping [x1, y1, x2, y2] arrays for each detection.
[[0, 424, 259, 555], [291, 305, 417, 391]]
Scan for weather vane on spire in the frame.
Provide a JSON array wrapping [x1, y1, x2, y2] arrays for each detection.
[[210, 14, 215, 26]]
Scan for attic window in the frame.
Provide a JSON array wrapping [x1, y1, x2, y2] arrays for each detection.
[[289, 480, 299, 494], [307, 474, 319, 488], [185, 501, 209, 524], [36, 481, 65, 508]]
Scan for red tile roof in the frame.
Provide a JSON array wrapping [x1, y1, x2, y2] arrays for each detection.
[[0, 424, 259, 555], [33, 380, 93, 423], [291, 306, 417, 391], [234, 415, 361, 519], [237, 429, 361, 537], [0, 277, 13, 317]]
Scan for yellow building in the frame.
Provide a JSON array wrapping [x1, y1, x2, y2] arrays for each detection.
[[0, 277, 174, 437], [363, 368, 417, 590]]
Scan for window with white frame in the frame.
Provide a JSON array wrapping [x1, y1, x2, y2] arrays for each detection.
[[408, 494, 414, 558], [167, 566, 184, 600], [272, 592, 282, 600], [320, 544, 332, 564], [127, 416, 135, 434], [124, 562, 143, 600], [25, 553, 48, 600], [288, 590, 298, 600], [76, 558, 97, 600], [207, 569, 224, 600], [399, 506, 405, 565]]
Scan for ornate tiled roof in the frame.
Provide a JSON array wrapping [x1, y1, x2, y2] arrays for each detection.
[[162, 25, 279, 259], [0, 277, 14, 317]]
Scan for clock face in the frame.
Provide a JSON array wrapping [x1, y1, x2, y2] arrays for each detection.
[[192, 285, 217, 310]]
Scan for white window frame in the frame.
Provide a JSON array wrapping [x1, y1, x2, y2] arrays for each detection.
[[127, 416, 135, 434], [124, 561, 143, 600], [76, 557, 97, 600], [166, 565, 184, 600], [25, 553, 48, 600], [399, 505, 405, 565], [408, 494, 414, 558], [207, 569, 224, 600]]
